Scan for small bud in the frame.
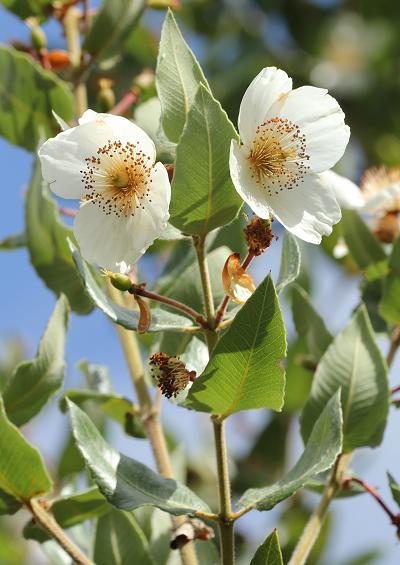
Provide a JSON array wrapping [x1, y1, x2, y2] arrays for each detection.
[[148, 0, 181, 10], [149, 353, 196, 399], [48, 49, 70, 71], [244, 215, 274, 256], [97, 78, 116, 112], [135, 295, 151, 334], [373, 212, 400, 244], [101, 269, 132, 292], [132, 68, 155, 91], [27, 18, 47, 50], [222, 253, 256, 305]]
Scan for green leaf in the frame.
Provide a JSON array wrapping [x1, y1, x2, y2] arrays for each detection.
[[83, 0, 146, 63], [238, 392, 342, 511], [68, 401, 210, 516], [94, 509, 155, 565], [380, 237, 400, 323], [0, 45, 73, 151], [1, 0, 54, 20], [301, 306, 389, 452], [0, 488, 21, 515], [3, 295, 69, 426], [170, 85, 241, 235], [250, 529, 283, 565], [60, 389, 146, 438], [0, 396, 52, 501], [187, 275, 286, 416], [69, 240, 194, 332], [342, 210, 386, 278], [276, 234, 301, 294], [387, 472, 400, 508], [0, 232, 26, 251], [156, 10, 210, 142], [291, 285, 332, 359], [25, 159, 94, 314]]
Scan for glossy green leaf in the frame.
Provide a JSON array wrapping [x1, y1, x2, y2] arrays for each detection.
[[94, 509, 155, 565], [301, 306, 389, 452], [156, 10, 210, 142], [1, 0, 55, 20], [276, 233, 301, 294], [69, 240, 194, 332], [187, 275, 286, 416], [250, 529, 283, 565], [25, 159, 94, 314], [3, 295, 69, 426], [380, 237, 400, 323], [170, 85, 241, 235], [0, 397, 52, 501], [387, 472, 400, 508], [0, 45, 73, 151], [83, 0, 146, 62], [60, 389, 146, 438], [291, 285, 332, 359], [68, 401, 210, 515], [342, 210, 386, 278], [0, 232, 26, 251], [238, 392, 342, 511]]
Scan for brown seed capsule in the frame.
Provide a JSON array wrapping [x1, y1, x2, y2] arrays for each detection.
[[136, 295, 151, 334], [48, 49, 70, 71], [244, 215, 274, 256], [149, 353, 196, 399], [373, 212, 400, 244], [222, 252, 256, 304]]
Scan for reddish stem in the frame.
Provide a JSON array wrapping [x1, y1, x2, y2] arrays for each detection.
[[110, 91, 139, 116], [39, 49, 51, 70], [59, 207, 78, 218], [391, 385, 400, 395], [342, 476, 400, 527], [214, 251, 255, 327], [130, 286, 209, 330]]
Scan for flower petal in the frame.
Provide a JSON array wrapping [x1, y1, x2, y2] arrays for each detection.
[[272, 86, 350, 173], [73, 162, 171, 269], [229, 140, 272, 219], [238, 67, 292, 145], [320, 170, 365, 210], [362, 183, 400, 213], [79, 110, 156, 161], [267, 172, 342, 244]]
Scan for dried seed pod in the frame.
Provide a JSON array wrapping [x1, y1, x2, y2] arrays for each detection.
[[222, 252, 256, 304]]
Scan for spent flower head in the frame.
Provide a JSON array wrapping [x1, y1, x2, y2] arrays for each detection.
[[38, 110, 171, 272], [229, 67, 350, 244], [149, 352, 196, 399]]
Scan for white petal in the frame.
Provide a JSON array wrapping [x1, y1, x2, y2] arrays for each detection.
[[73, 162, 171, 269], [272, 86, 350, 173], [79, 110, 156, 161], [238, 67, 292, 145], [267, 172, 342, 244], [320, 170, 365, 210], [38, 120, 113, 199], [362, 182, 400, 213], [229, 140, 272, 218]]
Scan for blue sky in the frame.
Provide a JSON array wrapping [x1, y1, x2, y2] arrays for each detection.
[[1, 5, 400, 564]]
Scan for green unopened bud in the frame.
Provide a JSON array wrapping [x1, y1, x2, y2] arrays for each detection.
[[101, 269, 132, 291], [97, 78, 116, 112], [27, 18, 47, 50], [147, 0, 181, 9]]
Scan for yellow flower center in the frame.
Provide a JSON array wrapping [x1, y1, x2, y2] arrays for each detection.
[[247, 117, 310, 196]]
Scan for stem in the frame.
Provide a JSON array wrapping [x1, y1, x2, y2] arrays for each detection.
[[215, 252, 255, 328], [342, 477, 400, 527], [288, 454, 351, 565], [27, 499, 94, 565], [213, 417, 234, 565], [107, 284, 198, 565], [387, 325, 400, 368], [193, 235, 234, 564], [64, 6, 87, 116], [131, 286, 208, 329], [110, 90, 139, 116], [391, 385, 400, 395]]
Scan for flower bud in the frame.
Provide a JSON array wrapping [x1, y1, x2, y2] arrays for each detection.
[[132, 68, 154, 92], [222, 253, 256, 304], [149, 352, 196, 399], [147, 0, 181, 10], [101, 269, 132, 292], [48, 49, 70, 71], [97, 78, 116, 112], [244, 215, 274, 256], [27, 18, 47, 50], [373, 212, 400, 244]]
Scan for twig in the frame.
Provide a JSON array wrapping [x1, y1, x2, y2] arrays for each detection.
[[387, 325, 400, 368], [391, 385, 400, 396], [63, 7, 87, 116], [27, 499, 94, 565], [59, 207, 77, 218], [110, 90, 139, 116]]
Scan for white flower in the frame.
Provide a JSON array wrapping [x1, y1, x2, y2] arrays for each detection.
[[38, 110, 171, 271], [229, 67, 350, 244], [319, 170, 364, 210], [360, 166, 400, 214]]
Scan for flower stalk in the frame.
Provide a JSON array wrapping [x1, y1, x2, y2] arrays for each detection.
[[63, 6, 87, 116]]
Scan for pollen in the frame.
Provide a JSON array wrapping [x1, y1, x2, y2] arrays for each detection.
[[80, 139, 154, 217], [149, 353, 196, 399], [247, 117, 310, 196]]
